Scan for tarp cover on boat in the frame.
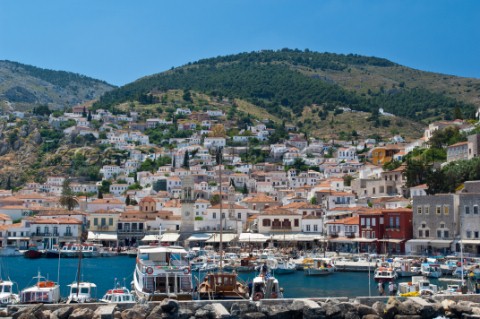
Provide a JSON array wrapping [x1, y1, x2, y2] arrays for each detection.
[[205, 233, 237, 243], [87, 231, 117, 241], [238, 233, 269, 243], [160, 233, 181, 242]]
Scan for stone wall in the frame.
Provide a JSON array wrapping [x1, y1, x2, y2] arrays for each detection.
[[6, 295, 480, 319]]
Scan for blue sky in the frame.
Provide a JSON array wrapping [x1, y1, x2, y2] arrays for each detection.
[[1, 1, 479, 86]]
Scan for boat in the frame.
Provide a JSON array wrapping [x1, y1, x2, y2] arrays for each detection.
[[249, 271, 283, 301], [197, 272, 249, 300], [440, 260, 458, 276], [44, 246, 60, 259], [420, 263, 442, 278], [81, 244, 100, 258], [304, 258, 335, 276], [394, 258, 421, 277], [275, 259, 296, 275], [397, 276, 438, 297], [0, 279, 19, 305], [0, 246, 22, 257], [20, 271, 61, 303], [132, 245, 192, 301], [67, 282, 97, 303], [237, 257, 257, 272], [23, 245, 43, 259], [100, 282, 136, 303], [374, 264, 397, 282]]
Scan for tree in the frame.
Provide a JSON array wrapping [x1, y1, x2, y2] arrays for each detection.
[[310, 197, 318, 205], [242, 183, 248, 195], [209, 124, 226, 137], [182, 150, 190, 169], [5, 176, 12, 190], [59, 179, 78, 211], [82, 106, 87, 118], [125, 195, 131, 206], [87, 110, 92, 121], [210, 194, 221, 206], [98, 190, 103, 199]]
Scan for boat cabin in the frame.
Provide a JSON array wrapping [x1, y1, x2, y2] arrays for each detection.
[[67, 282, 97, 303]]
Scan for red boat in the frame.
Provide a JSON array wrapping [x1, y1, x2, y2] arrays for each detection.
[[24, 246, 43, 259]]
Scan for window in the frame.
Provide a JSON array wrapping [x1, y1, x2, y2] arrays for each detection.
[[436, 206, 441, 215], [213, 213, 216, 219], [371, 231, 375, 238], [44, 226, 49, 234], [262, 219, 270, 227], [372, 218, 376, 226], [444, 230, 449, 238], [109, 218, 113, 226], [66, 226, 71, 235], [396, 217, 400, 228], [474, 206, 479, 214], [437, 230, 442, 238], [389, 217, 394, 227], [101, 218, 106, 226], [314, 225, 318, 232], [417, 207, 422, 214], [380, 217, 384, 224], [467, 231, 472, 238], [306, 225, 311, 232], [366, 219, 370, 227], [424, 230, 429, 237], [466, 206, 470, 214], [475, 231, 479, 239], [221, 213, 225, 219], [444, 206, 449, 215], [238, 213, 241, 219], [94, 218, 98, 226], [294, 219, 299, 227], [424, 206, 429, 214], [361, 218, 365, 226]]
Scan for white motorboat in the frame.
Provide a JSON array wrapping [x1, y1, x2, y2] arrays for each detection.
[[0, 246, 22, 257], [67, 282, 97, 303], [249, 272, 283, 301], [132, 245, 192, 301], [394, 258, 421, 277], [275, 259, 296, 275], [304, 258, 335, 276], [100, 285, 136, 303], [397, 276, 438, 297], [420, 263, 442, 278], [374, 264, 397, 282], [20, 271, 61, 304], [0, 279, 19, 305]]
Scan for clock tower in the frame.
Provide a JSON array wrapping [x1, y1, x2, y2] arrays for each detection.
[[180, 175, 195, 234]]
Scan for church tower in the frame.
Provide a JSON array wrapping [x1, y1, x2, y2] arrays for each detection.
[[180, 175, 195, 234], [228, 181, 236, 220]]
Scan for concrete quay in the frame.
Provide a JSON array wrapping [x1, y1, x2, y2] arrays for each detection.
[[4, 294, 480, 319]]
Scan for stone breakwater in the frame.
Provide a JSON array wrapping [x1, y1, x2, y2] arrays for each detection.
[[4, 295, 480, 319]]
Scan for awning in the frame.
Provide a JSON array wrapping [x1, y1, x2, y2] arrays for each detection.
[[353, 238, 377, 243], [206, 233, 237, 243], [406, 239, 430, 245], [161, 233, 181, 242], [429, 240, 453, 247], [295, 234, 322, 241], [377, 239, 405, 244], [329, 237, 355, 243], [186, 233, 211, 242], [238, 233, 269, 243], [460, 240, 480, 245], [141, 235, 160, 242], [6, 237, 30, 240], [88, 231, 118, 241], [272, 234, 297, 241]]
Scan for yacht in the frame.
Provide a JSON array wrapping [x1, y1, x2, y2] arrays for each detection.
[[132, 245, 192, 301], [20, 272, 60, 304]]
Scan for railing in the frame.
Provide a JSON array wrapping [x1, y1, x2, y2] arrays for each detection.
[[271, 225, 292, 230], [118, 229, 144, 233], [346, 232, 356, 238], [64, 232, 73, 237]]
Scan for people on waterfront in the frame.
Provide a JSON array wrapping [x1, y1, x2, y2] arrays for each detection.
[[378, 281, 385, 296], [262, 262, 268, 275], [388, 281, 397, 296]]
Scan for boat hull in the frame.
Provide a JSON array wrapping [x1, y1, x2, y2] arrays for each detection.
[[23, 250, 43, 259]]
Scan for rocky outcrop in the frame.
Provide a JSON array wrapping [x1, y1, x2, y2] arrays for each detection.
[[6, 296, 480, 319]]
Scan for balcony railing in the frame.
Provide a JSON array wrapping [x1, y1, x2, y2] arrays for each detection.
[[118, 229, 144, 233], [345, 232, 356, 238], [271, 224, 292, 230], [64, 232, 73, 237]]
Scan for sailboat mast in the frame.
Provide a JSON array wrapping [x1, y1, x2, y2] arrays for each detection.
[[219, 147, 223, 271]]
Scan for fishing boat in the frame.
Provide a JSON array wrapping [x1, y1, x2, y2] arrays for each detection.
[[374, 264, 397, 281], [20, 271, 61, 303], [420, 263, 442, 278], [397, 276, 438, 297], [67, 282, 97, 303], [0, 246, 22, 257], [100, 284, 136, 303], [275, 259, 296, 275], [304, 258, 335, 276], [249, 272, 283, 301], [0, 279, 19, 305], [23, 245, 43, 259], [44, 245, 60, 259], [237, 257, 257, 272], [197, 272, 249, 300], [132, 245, 192, 301]]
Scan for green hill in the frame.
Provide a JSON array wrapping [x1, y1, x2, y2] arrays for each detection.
[[94, 49, 480, 123], [0, 60, 115, 111]]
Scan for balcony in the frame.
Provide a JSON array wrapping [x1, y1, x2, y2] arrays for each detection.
[[271, 224, 292, 230], [345, 232, 356, 238], [64, 232, 73, 237], [118, 229, 144, 233]]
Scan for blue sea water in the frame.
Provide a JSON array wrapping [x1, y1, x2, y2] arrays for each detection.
[[3, 256, 449, 299]]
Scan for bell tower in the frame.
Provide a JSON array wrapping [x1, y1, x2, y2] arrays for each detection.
[[180, 175, 195, 234]]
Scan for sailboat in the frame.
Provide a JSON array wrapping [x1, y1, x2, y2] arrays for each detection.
[[67, 241, 98, 303], [197, 149, 249, 300]]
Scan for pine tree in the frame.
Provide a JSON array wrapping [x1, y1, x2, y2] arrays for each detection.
[[242, 183, 248, 195], [5, 176, 12, 190], [87, 110, 92, 121], [182, 150, 190, 169], [59, 179, 77, 211], [125, 195, 131, 206], [98, 190, 103, 199], [82, 106, 87, 118]]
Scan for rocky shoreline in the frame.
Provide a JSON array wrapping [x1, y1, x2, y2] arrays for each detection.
[[4, 295, 480, 319]]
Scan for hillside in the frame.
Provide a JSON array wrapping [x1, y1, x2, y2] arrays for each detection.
[[0, 60, 115, 112], [94, 49, 480, 125]]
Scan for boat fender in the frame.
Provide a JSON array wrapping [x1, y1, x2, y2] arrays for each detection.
[[253, 291, 264, 301], [184, 267, 190, 274], [146, 267, 153, 275]]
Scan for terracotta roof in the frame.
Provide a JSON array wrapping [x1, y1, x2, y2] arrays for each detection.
[[209, 203, 248, 210], [89, 198, 124, 204], [261, 207, 299, 216], [243, 193, 276, 203], [326, 216, 359, 225], [31, 218, 82, 225]]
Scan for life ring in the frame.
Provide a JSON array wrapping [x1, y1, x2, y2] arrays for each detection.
[[271, 292, 278, 298], [146, 267, 153, 275], [253, 292, 264, 301], [184, 267, 190, 275]]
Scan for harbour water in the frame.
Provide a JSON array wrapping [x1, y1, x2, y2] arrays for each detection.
[[2, 256, 454, 299]]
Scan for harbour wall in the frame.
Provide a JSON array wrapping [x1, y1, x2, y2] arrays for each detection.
[[5, 295, 480, 319]]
